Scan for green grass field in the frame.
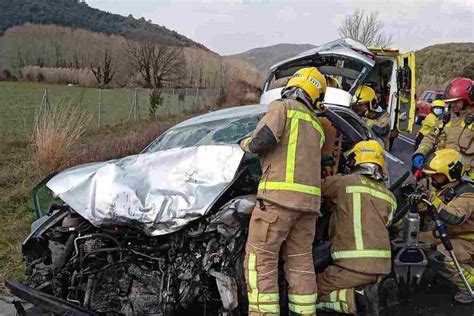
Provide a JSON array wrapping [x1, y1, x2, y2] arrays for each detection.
[[0, 82, 208, 141]]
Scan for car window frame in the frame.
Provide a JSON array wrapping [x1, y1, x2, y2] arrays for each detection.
[[424, 92, 434, 102]]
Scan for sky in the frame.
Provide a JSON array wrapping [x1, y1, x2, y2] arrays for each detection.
[[86, 0, 474, 55]]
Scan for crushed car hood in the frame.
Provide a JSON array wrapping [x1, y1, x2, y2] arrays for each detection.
[[47, 145, 244, 236]]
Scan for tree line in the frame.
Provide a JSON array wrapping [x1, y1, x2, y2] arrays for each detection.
[[4, 24, 262, 87]]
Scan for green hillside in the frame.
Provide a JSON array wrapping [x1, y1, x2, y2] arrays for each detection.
[[0, 0, 207, 49], [415, 42, 474, 93], [228, 43, 316, 72]]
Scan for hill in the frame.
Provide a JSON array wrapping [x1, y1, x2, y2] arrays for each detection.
[[228, 43, 316, 72], [0, 0, 207, 50], [415, 42, 474, 93]]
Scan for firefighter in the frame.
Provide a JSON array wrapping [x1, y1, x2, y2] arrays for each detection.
[[414, 100, 445, 149], [352, 85, 391, 149], [419, 149, 474, 304], [316, 140, 397, 314], [412, 77, 474, 178], [240, 67, 327, 315]]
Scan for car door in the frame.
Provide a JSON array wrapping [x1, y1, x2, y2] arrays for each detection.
[[396, 51, 416, 133]]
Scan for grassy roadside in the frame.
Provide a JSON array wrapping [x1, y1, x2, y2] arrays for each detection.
[[0, 203, 34, 293]]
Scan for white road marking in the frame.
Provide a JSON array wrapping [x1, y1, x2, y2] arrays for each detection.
[[398, 134, 415, 145]]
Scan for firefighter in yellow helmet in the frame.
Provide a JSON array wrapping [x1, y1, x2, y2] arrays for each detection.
[[413, 77, 474, 178], [240, 67, 327, 315], [415, 100, 445, 149], [316, 140, 396, 314], [417, 149, 474, 304], [352, 85, 391, 149]]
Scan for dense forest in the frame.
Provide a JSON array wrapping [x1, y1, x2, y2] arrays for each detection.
[[0, 0, 207, 49]]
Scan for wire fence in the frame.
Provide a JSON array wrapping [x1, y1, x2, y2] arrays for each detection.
[[0, 85, 219, 140]]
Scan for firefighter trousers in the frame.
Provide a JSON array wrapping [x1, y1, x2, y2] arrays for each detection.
[[316, 265, 379, 314], [244, 201, 318, 316]]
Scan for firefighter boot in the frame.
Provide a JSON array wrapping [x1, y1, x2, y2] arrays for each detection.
[[355, 283, 380, 316]]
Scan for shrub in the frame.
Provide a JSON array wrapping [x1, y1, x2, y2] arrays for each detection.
[[20, 66, 97, 87], [31, 101, 91, 175], [149, 89, 164, 119]]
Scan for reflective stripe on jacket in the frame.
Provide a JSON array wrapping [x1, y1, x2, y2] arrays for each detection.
[[322, 174, 397, 274], [241, 98, 324, 213]]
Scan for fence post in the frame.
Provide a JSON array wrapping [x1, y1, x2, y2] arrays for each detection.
[[195, 87, 199, 107], [127, 89, 133, 121], [36, 88, 51, 125], [98, 89, 102, 128], [134, 88, 139, 121]]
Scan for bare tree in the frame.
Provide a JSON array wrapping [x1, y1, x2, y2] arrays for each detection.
[[124, 40, 185, 89], [124, 39, 186, 118], [338, 9, 393, 47], [90, 48, 115, 87]]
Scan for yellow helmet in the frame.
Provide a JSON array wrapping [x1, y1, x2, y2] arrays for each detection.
[[285, 67, 327, 104], [431, 99, 445, 108], [423, 149, 465, 182], [352, 85, 377, 111], [347, 140, 385, 169]]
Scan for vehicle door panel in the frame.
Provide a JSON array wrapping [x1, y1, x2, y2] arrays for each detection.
[[397, 52, 416, 133]]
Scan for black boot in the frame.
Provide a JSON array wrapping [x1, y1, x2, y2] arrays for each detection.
[[379, 278, 399, 310], [355, 283, 380, 316]]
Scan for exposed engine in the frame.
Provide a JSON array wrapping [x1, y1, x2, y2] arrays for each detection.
[[23, 196, 255, 315]]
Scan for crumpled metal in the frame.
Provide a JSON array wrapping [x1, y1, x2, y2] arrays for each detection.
[[47, 145, 244, 236]]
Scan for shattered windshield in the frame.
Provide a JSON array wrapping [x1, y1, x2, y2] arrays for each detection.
[[145, 115, 260, 153]]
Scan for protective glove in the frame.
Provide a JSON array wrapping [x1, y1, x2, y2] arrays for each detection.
[[429, 191, 443, 209], [239, 137, 251, 152], [407, 193, 428, 206], [411, 154, 425, 172]]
